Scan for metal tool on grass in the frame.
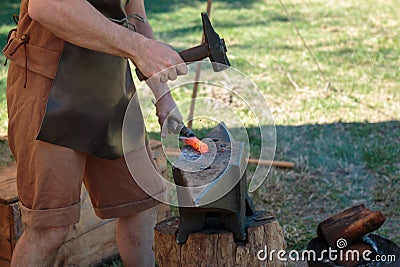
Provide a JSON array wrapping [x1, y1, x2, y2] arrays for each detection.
[[135, 12, 230, 81]]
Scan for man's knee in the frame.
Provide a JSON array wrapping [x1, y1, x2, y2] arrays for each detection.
[[116, 206, 159, 240], [42, 226, 70, 245], [24, 225, 70, 250], [119, 205, 159, 223]]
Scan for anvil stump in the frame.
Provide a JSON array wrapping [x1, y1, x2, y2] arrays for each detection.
[[154, 123, 285, 266], [154, 214, 285, 267]]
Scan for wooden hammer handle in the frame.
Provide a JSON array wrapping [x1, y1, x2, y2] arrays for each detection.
[[178, 43, 210, 63], [136, 43, 210, 81]]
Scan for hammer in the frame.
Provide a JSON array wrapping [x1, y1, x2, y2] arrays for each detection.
[[135, 12, 230, 81]]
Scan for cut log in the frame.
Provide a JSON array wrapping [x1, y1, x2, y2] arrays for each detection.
[[154, 212, 286, 267], [317, 204, 386, 248], [53, 218, 118, 266], [0, 204, 13, 263], [0, 162, 18, 205]]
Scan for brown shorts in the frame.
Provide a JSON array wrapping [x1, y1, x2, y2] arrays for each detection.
[[6, 63, 165, 229]]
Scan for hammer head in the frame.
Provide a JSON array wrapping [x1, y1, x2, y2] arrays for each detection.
[[202, 12, 231, 72]]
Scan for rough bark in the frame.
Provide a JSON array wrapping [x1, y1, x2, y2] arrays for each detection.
[[317, 204, 386, 248], [154, 212, 286, 267]]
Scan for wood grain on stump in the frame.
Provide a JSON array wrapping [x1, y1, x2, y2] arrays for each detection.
[[154, 212, 286, 267]]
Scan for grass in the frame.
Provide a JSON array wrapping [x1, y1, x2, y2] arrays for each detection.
[[252, 121, 400, 250], [0, 0, 20, 133], [1, 0, 399, 266], [143, 0, 400, 252]]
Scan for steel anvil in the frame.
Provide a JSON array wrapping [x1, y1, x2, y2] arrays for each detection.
[[172, 123, 257, 244]]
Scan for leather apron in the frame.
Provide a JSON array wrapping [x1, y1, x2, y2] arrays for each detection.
[[36, 0, 145, 160]]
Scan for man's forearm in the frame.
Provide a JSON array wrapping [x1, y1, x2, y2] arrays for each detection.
[[135, 22, 171, 100], [124, 2, 174, 100], [28, 0, 186, 80], [28, 0, 146, 61]]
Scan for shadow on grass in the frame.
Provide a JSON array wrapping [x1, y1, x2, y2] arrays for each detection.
[[0, 0, 262, 50], [267, 121, 399, 249], [156, 11, 292, 41], [0, 0, 19, 23], [149, 120, 400, 174], [145, 0, 257, 15], [0, 0, 19, 49], [276, 120, 400, 173]]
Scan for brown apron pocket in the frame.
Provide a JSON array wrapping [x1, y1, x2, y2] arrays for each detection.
[[3, 31, 62, 80]]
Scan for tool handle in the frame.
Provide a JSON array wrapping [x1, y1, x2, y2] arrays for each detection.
[[135, 43, 210, 81], [179, 43, 210, 63]]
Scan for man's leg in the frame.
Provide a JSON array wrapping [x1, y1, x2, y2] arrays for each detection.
[[7, 64, 86, 266], [11, 226, 69, 267], [116, 205, 159, 267], [84, 144, 165, 266], [8, 140, 84, 267]]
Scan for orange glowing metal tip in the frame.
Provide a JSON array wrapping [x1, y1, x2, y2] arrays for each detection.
[[180, 137, 209, 154]]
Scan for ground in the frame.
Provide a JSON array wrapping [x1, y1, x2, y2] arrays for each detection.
[[0, 0, 399, 266]]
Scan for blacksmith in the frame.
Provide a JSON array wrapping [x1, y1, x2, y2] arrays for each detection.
[[3, 0, 187, 266]]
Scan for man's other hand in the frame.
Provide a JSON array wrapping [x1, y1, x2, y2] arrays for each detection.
[[154, 92, 183, 138]]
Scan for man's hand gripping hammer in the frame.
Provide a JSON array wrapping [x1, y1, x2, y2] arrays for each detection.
[[136, 12, 230, 81]]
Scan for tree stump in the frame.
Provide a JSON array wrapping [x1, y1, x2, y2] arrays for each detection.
[[154, 211, 286, 267]]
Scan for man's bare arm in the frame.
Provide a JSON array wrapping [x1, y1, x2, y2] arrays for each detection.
[[125, 1, 184, 135], [28, 0, 186, 81], [125, 0, 155, 39], [125, 0, 178, 96]]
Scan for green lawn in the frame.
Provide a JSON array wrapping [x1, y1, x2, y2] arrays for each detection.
[[145, 0, 400, 251], [0, 0, 20, 133], [1, 0, 399, 265]]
